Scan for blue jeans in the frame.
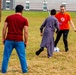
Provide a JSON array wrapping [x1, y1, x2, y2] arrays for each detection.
[[1, 40, 28, 73]]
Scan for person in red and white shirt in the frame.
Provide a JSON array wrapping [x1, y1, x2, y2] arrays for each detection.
[[54, 4, 76, 52]]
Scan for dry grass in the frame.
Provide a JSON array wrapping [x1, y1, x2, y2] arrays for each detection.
[[0, 11, 76, 75]]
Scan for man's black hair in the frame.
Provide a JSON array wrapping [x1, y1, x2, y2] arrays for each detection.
[[15, 5, 24, 13], [51, 9, 56, 15]]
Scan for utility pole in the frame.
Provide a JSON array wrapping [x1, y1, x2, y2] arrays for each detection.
[[0, 0, 1, 22]]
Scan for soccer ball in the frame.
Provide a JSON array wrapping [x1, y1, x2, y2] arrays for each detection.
[[54, 47, 60, 52]]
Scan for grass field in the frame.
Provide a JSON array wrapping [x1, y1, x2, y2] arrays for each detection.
[[0, 11, 76, 75]]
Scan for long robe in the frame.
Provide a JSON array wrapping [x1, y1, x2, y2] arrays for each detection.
[[40, 16, 59, 57]]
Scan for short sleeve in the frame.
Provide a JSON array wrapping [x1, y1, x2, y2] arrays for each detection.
[[24, 18, 28, 26], [55, 12, 58, 18], [67, 13, 71, 21], [5, 16, 9, 22]]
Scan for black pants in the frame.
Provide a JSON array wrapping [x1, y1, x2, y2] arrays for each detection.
[[54, 30, 69, 51]]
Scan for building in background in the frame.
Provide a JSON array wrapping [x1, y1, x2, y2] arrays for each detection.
[[2, 0, 76, 11]]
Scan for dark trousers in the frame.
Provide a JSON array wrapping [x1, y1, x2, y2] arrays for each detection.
[[54, 30, 69, 51]]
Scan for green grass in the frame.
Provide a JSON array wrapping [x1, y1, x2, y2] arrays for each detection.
[[0, 10, 76, 75]]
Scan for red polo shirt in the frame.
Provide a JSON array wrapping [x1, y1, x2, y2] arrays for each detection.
[[5, 14, 28, 41], [55, 12, 71, 30]]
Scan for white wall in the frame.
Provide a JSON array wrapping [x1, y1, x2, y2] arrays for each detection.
[[12, 0, 76, 11], [28, 0, 76, 11]]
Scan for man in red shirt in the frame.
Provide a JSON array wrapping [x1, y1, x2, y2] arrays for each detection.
[[54, 5, 76, 52], [1, 5, 28, 73]]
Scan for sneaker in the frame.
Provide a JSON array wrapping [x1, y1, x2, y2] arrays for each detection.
[[22, 69, 28, 73], [35, 50, 41, 55], [35, 48, 44, 55], [65, 49, 69, 52]]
